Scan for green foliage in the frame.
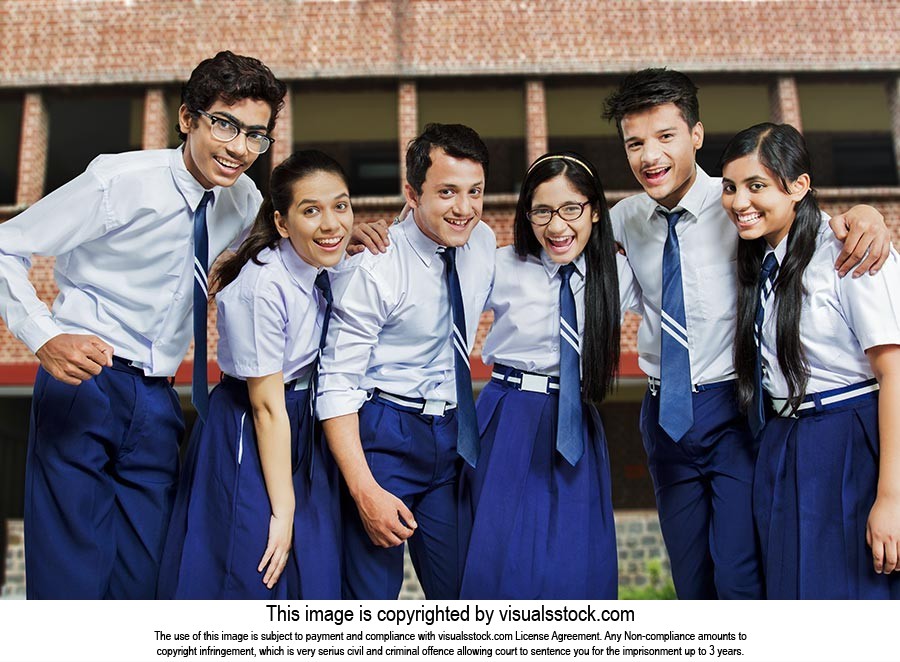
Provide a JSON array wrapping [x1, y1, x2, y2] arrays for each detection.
[[618, 560, 677, 600]]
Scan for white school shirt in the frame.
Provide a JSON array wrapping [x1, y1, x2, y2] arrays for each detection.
[[481, 246, 642, 375], [216, 241, 329, 382], [316, 214, 496, 420], [610, 166, 740, 384], [0, 148, 261, 376], [760, 218, 900, 397]]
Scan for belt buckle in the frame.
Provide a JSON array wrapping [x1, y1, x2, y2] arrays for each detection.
[[422, 399, 448, 416], [520, 373, 550, 394]]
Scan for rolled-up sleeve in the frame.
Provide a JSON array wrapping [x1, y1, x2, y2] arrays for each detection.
[[316, 262, 393, 420]]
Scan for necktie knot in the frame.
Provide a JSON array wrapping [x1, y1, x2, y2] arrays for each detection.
[[197, 190, 213, 213], [759, 252, 779, 285], [439, 246, 456, 269], [559, 262, 577, 284], [660, 209, 682, 229], [315, 270, 333, 305]]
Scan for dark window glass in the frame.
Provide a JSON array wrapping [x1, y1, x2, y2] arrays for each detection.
[[0, 99, 22, 204], [45, 91, 143, 194]]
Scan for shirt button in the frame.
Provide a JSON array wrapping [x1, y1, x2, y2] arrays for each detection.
[[173, 292, 183, 301], [551, 345, 559, 352]]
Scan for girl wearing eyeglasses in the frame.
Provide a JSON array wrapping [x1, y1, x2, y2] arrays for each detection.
[[722, 123, 900, 599], [158, 151, 350, 599], [458, 151, 641, 598]]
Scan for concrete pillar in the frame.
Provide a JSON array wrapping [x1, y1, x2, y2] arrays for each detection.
[[398, 81, 418, 188], [141, 88, 170, 150], [15, 93, 48, 206], [769, 76, 803, 132], [887, 77, 900, 184], [525, 79, 548, 166], [269, 89, 293, 170]]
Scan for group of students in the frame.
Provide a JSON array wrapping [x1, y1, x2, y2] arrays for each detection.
[[0, 52, 897, 601]]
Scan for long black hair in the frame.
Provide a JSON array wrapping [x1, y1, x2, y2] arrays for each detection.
[[211, 150, 348, 294], [513, 151, 621, 404], [721, 123, 820, 415]]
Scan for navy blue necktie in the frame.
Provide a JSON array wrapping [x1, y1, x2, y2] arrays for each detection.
[[658, 209, 693, 441], [750, 252, 779, 436], [307, 270, 334, 478], [557, 263, 584, 466], [192, 190, 213, 422], [439, 247, 480, 467]]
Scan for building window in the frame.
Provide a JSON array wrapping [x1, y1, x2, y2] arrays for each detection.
[[45, 89, 143, 194], [694, 82, 769, 177], [798, 81, 897, 187], [546, 83, 632, 190], [418, 82, 525, 194], [292, 85, 399, 197], [0, 98, 22, 204]]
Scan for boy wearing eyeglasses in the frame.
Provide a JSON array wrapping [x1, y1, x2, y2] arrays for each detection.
[[0, 51, 286, 599]]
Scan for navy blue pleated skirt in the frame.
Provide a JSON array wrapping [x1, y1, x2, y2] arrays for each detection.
[[458, 380, 617, 599], [157, 377, 341, 599], [754, 394, 900, 599]]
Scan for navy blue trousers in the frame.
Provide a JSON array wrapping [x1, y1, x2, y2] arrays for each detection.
[[641, 382, 763, 599], [25, 365, 184, 599], [341, 398, 460, 600]]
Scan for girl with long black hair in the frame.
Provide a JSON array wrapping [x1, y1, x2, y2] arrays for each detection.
[[158, 150, 351, 599], [458, 151, 640, 598], [722, 123, 900, 599]]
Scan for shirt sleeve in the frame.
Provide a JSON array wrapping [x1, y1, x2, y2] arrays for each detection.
[[839, 248, 900, 351], [316, 261, 393, 420], [222, 274, 289, 379], [616, 252, 644, 317], [0, 168, 112, 352]]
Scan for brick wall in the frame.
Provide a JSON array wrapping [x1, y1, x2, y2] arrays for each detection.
[[1, 1, 896, 86]]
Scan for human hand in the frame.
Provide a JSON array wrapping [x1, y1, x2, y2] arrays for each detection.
[[258, 512, 294, 589], [347, 219, 391, 256], [867, 494, 900, 574], [354, 483, 417, 547], [35, 333, 114, 385], [830, 205, 891, 278]]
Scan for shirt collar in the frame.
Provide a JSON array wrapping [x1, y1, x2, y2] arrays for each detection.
[[649, 165, 711, 224], [400, 210, 471, 267], [276, 239, 320, 295], [170, 146, 217, 212], [769, 234, 789, 267], [540, 249, 586, 282]]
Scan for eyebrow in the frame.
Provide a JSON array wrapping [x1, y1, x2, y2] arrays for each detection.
[[211, 111, 268, 132], [297, 192, 350, 205], [438, 181, 484, 188]]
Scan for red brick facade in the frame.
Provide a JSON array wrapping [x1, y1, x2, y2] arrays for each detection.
[[0, 0, 898, 385]]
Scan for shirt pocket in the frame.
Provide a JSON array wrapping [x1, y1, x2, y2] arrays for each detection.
[[696, 260, 738, 321]]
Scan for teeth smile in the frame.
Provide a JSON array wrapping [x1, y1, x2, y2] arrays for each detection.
[[645, 167, 669, 177], [315, 237, 343, 246], [737, 212, 762, 223], [548, 236, 574, 247], [215, 156, 242, 169], [446, 218, 469, 227]]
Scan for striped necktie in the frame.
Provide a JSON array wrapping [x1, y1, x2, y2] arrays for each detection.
[[750, 252, 779, 435], [192, 190, 213, 422], [306, 270, 333, 478], [439, 247, 480, 467], [658, 209, 693, 441], [557, 263, 584, 466]]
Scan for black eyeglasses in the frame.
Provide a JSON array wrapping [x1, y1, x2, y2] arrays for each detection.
[[525, 200, 591, 226], [193, 109, 274, 155]]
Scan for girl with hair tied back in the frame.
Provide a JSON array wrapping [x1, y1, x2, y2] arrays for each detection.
[[721, 123, 900, 599], [158, 150, 352, 599]]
